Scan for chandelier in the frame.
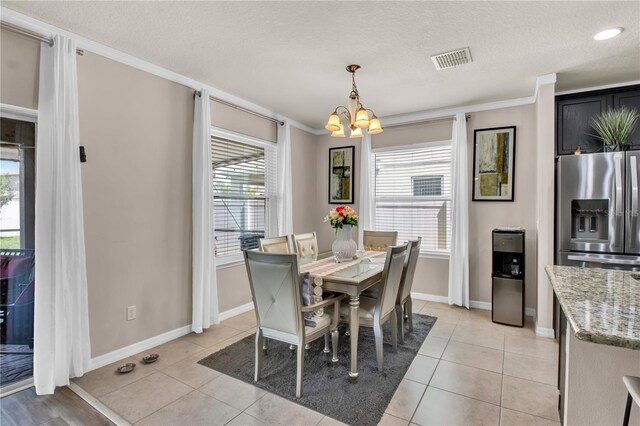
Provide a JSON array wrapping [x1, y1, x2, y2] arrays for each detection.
[[325, 65, 383, 138]]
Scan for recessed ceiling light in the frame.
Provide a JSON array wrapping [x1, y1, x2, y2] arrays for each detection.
[[594, 28, 623, 41]]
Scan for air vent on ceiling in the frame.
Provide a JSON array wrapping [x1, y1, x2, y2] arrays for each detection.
[[431, 47, 472, 70]]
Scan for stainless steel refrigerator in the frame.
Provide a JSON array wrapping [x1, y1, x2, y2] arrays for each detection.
[[557, 151, 640, 271]]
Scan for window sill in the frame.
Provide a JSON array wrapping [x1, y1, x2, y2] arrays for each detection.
[[419, 252, 450, 260], [215, 255, 244, 270]]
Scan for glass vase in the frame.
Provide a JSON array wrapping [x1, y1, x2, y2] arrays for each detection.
[[332, 224, 357, 263]]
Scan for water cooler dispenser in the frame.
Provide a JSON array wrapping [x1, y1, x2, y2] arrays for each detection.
[[492, 229, 525, 327]]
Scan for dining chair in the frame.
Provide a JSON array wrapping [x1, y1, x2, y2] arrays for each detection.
[[292, 232, 319, 256], [363, 231, 398, 251], [396, 237, 422, 344], [339, 243, 408, 371], [243, 250, 343, 398], [258, 236, 293, 254]]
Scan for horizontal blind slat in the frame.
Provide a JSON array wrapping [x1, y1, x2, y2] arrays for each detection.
[[374, 143, 452, 254]]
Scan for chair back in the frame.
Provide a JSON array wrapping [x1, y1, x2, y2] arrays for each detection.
[[244, 251, 303, 338], [398, 238, 422, 304], [363, 231, 398, 251], [377, 244, 408, 318], [258, 236, 292, 254], [293, 232, 319, 256]]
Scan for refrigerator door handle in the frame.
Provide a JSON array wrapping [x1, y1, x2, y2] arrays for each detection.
[[631, 155, 638, 248], [567, 255, 639, 266], [614, 155, 623, 217]]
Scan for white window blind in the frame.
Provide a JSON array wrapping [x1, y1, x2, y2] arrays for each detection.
[[373, 143, 452, 255], [212, 136, 277, 260]]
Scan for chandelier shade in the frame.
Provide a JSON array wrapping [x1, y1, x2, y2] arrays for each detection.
[[349, 127, 363, 138], [331, 123, 346, 138], [325, 112, 341, 132], [325, 65, 383, 138]]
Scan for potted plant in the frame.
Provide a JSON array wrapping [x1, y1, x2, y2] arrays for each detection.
[[591, 106, 639, 151], [324, 206, 358, 262]]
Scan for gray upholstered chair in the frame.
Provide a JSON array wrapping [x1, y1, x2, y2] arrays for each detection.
[[258, 236, 293, 254], [339, 244, 408, 371], [292, 232, 319, 257], [396, 238, 422, 343], [363, 231, 398, 251], [244, 250, 342, 398]]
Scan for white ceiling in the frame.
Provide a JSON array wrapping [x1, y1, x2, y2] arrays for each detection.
[[3, 1, 640, 129]]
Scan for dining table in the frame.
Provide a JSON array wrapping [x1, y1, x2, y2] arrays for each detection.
[[299, 250, 387, 381]]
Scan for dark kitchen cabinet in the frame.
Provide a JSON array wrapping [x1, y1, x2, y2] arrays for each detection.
[[556, 95, 609, 155], [556, 85, 640, 156], [613, 90, 640, 150]]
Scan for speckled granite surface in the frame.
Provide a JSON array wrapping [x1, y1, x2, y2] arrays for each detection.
[[545, 265, 640, 350]]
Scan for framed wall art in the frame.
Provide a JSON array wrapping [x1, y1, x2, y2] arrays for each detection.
[[472, 126, 516, 201], [328, 146, 355, 204]]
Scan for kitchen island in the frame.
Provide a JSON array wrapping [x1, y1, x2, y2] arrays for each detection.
[[546, 266, 640, 425]]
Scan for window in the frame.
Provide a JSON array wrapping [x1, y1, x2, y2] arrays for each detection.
[[373, 142, 452, 255], [212, 134, 276, 262]]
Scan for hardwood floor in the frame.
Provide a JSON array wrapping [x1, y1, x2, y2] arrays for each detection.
[[0, 386, 113, 426]]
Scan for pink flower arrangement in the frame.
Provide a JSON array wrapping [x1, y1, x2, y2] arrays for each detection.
[[324, 205, 358, 230]]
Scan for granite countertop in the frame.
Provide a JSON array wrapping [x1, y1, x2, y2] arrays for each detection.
[[545, 265, 640, 350]]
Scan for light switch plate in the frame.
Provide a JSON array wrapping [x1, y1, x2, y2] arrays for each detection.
[[127, 305, 136, 321]]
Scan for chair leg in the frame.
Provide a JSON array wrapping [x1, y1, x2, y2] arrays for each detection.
[[623, 392, 632, 426], [324, 333, 330, 353], [255, 331, 264, 382], [396, 304, 405, 344], [406, 297, 414, 332], [390, 312, 398, 353], [262, 338, 268, 353], [331, 329, 339, 363], [373, 323, 384, 371], [296, 342, 305, 398]]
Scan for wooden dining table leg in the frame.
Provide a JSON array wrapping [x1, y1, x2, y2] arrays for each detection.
[[349, 294, 360, 381]]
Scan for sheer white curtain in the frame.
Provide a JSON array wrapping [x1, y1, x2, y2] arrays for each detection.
[[34, 35, 91, 395], [192, 88, 218, 332], [276, 121, 293, 236], [358, 131, 375, 248], [448, 112, 470, 308]]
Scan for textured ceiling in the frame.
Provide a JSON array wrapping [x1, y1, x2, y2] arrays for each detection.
[[3, 1, 639, 128]]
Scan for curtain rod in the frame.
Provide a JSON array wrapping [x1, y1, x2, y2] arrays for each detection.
[[195, 90, 284, 126], [1, 21, 84, 55], [383, 114, 470, 129]]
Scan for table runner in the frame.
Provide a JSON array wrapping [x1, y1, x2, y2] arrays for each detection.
[[299, 251, 383, 315]]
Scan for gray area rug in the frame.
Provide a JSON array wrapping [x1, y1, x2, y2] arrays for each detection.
[[198, 313, 436, 425]]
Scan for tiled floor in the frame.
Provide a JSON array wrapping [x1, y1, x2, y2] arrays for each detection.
[[72, 301, 560, 426]]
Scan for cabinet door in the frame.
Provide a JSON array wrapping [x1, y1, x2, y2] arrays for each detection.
[[556, 95, 610, 155], [613, 90, 640, 150]]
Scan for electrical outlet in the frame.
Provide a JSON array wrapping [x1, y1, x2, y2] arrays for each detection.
[[127, 305, 136, 321]]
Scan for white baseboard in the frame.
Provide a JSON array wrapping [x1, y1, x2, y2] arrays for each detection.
[[68, 382, 131, 426], [89, 325, 192, 371], [88, 303, 254, 371], [536, 326, 555, 338], [411, 291, 536, 318], [411, 291, 448, 304], [218, 302, 254, 321]]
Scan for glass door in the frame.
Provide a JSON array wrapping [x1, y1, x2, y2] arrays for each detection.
[[0, 117, 36, 389]]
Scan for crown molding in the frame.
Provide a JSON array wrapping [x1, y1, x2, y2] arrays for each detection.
[[534, 73, 557, 100], [0, 7, 321, 135], [555, 79, 640, 96]]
